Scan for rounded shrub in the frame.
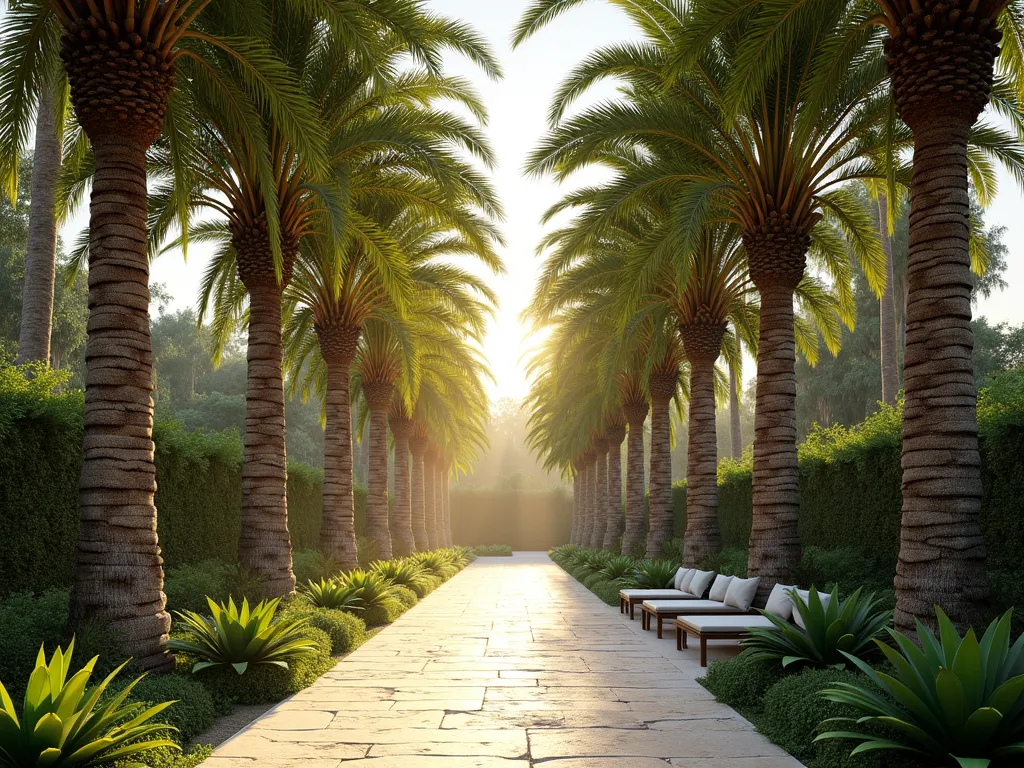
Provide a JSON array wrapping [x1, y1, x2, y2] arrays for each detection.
[[759, 668, 910, 768], [391, 585, 418, 609], [164, 561, 229, 614], [283, 605, 367, 655], [697, 651, 790, 714], [361, 600, 404, 628], [589, 579, 621, 606], [127, 672, 222, 745], [193, 626, 335, 705]]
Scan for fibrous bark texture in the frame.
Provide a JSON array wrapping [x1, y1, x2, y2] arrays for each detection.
[[389, 415, 414, 556], [886, 4, 998, 630], [17, 83, 61, 365], [424, 449, 438, 550], [879, 193, 900, 406], [729, 367, 743, 460], [580, 457, 594, 546], [603, 425, 626, 551], [590, 440, 609, 549], [570, 470, 580, 545], [645, 373, 676, 558], [365, 384, 394, 561], [410, 436, 429, 551], [745, 228, 807, 606], [317, 324, 361, 570], [622, 403, 648, 557], [681, 324, 726, 566]]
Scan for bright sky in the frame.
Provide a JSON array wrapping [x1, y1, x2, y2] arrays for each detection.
[[60, 0, 1024, 403]]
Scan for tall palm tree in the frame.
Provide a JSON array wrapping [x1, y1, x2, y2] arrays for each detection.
[[589, 434, 609, 548], [619, 371, 648, 556], [388, 396, 415, 555], [602, 413, 626, 551], [409, 421, 429, 551]]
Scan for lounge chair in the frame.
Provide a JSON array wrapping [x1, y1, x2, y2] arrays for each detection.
[[641, 575, 761, 637], [671, 582, 798, 665], [618, 567, 707, 619]]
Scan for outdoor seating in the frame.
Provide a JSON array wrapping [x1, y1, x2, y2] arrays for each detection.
[[640, 575, 761, 637], [618, 567, 708, 618]]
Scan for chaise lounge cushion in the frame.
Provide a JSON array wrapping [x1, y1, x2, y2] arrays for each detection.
[[708, 575, 734, 602], [765, 583, 797, 620], [723, 576, 760, 612], [688, 569, 716, 598], [619, 588, 692, 600], [642, 599, 746, 614], [675, 614, 780, 634], [673, 567, 692, 591], [679, 568, 698, 592]]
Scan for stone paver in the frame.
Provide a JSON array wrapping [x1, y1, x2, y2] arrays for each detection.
[[210, 552, 802, 766]]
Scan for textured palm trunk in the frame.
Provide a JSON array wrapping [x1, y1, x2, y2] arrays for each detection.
[[317, 326, 361, 571], [590, 440, 609, 549], [366, 399, 393, 561], [603, 426, 626, 551], [442, 462, 453, 547], [580, 458, 594, 547], [746, 281, 802, 604], [646, 374, 676, 558], [389, 416, 415, 556], [69, 136, 171, 671], [424, 448, 438, 550], [681, 325, 726, 566], [16, 84, 61, 365], [570, 470, 580, 545], [729, 366, 743, 459], [239, 283, 295, 595], [410, 436, 429, 551], [623, 404, 648, 556], [885, 9, 997, 632], [879, 193, 900, 406]]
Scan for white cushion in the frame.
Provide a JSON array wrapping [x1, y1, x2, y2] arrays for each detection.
[[708, 575, 734, 602], [792, 589, 832, 629], [723, 576, 760, 612], [673, 567, 687, 591], [679, 568, 697, 592], [642, 599, 745, 614], [764, 583, 796, 620], [688, 569, 716, 597], [618, 588, 689, 599], [675, 614, 780, 634]]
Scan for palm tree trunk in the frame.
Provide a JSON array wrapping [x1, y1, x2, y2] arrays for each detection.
[[443, 461, 453, 547], [239, 282, 295, 595], [603, 426, 626, 551], [318, 334, 360, 570], [424, 449, 438, 550], [590, 440, 609, 548], [366, 399, 393, 560], [746, 281, 802, 604], [580, 457, 594, 547], [622, 405, 647, 556], [681, 327, 725, 566], [646, 374, 676, 558], [69, 136, 170, 672], [410, 435, 428, 551], [895, 117, 988, 632], [729, 366, 743, 459], [389, 416, 414, 556], [879, 193, 900, 406], [16, 84, 61, 366], [570, 469, 579, 545]]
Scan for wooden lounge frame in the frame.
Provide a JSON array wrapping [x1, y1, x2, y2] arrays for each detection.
[[641, 602, 752, 638], [674, 617, 765, 667], [618, 591, 690, 619]]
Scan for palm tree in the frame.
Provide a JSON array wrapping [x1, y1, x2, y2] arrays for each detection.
[[409, 421, 429, 551], [602, 413, 626, 551], [590, 434, 609, 548], [646, 344, 683, 559], [619, 371, 648, 556], [388, 396, 415, 555]]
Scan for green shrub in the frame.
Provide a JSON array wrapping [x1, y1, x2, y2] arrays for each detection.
[[369, 559, 432, 595], [760, 668, 899, 768], [281, 605, 366, 655], [391, 585, 418, 608], [301, 578, 363, 611], [698, 651, 790, 714], [125, 673, 223, 745], [630, 559, 677, 589], [598, 554, 638, 582], [411, 574, 442, 597], [589, 579, 621, 606], [194, 626, 334, 705], [698, 547, 748, 577], [793, 547, 887, 594], [292, 550, 340, 586], [362, 601, 404, 628], [164, 561, 230, 613], [662, 537, 684, 562], [470, 544, 513, 556], [168, 597, 317, 675], [115, 745, 213, 768]]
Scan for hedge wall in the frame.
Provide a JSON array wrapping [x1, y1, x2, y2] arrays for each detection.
[[672, 372, 1024, 574], [451, 489, 572, 550], [0, 367, 366, 597]]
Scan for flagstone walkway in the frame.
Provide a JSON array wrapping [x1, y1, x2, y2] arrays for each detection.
[[205, 552, 802, 767]]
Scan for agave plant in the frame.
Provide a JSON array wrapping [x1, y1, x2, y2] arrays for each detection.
[[0, 641, 178, 767], [167, 597, 317, 675], [369, 560, 430, 593], [817, 608, 1024, 767], [629, 559, 678, 589], [301, 578, 364, 612], [743, 587, 892, 669], [343, 571, 399, 609], [413, 552, 459, 580], [599, 555, 639, 583]]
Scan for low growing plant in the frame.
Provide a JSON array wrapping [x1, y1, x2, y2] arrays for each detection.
[[369, 559, 431, 594], [0, 641, 178, 767], [598, 554, 638, 583], [167, 597, 317, 675], [817, 607, 1024, 767], [744, 587, 892, 670], [630, 559, 678, 589], [281, 605, 367, 655], [301, 578, 364, 612]]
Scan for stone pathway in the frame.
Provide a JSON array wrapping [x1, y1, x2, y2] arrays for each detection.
[[205, 552, 802, 767]]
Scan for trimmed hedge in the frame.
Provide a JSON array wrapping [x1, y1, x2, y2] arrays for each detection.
[[0, 367, 367, 597], [697, 651, 790, 715]]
